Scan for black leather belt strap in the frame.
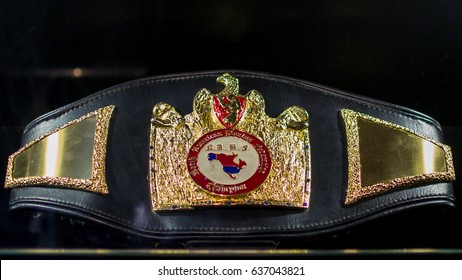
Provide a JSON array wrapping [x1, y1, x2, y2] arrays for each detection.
[[5, 70, 456, 241]]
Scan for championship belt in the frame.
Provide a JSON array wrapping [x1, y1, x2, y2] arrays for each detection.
[[4, 71, 456, 243]]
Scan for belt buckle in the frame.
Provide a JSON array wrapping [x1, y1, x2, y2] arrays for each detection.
[[150, 73, 311, 210]]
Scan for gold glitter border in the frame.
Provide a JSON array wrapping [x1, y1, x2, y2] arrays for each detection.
[[4, 105, 115, 194], [341, 109, 456, 205]]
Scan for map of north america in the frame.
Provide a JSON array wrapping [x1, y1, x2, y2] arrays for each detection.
[[207, 153, 247, 179]]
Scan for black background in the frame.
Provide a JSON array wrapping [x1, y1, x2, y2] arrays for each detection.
[[1, 1, 461, 255]]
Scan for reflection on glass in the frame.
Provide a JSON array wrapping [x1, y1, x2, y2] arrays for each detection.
[[44, 132, 60, 176], [423, 140, 438, 174]]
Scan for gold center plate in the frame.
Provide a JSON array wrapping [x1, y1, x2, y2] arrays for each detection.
[[150, 74, 311, 210]]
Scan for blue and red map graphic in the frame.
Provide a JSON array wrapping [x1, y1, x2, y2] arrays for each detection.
[[208, 153, 247, 179]]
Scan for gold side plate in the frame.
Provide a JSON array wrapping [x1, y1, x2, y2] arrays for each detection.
[[5, 106, 115, 194], [341, 109, 455, 204]]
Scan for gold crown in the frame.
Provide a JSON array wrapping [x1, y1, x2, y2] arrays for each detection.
[[149, 73, 311, 210]]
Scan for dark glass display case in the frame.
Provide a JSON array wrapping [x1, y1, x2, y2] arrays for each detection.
[[1, 1, 461, 258]]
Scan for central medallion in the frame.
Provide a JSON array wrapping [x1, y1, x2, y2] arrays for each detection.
[[187, 129, 271, 196]]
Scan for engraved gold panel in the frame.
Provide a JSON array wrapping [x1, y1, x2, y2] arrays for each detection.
[[5, 106, 115, 194], [150, 74, 311, 210], [341, 109, 455, 204]]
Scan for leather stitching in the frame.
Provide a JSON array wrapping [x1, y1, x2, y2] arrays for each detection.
[[9, 193, 455, 231], [24, 72, 441, 133]]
